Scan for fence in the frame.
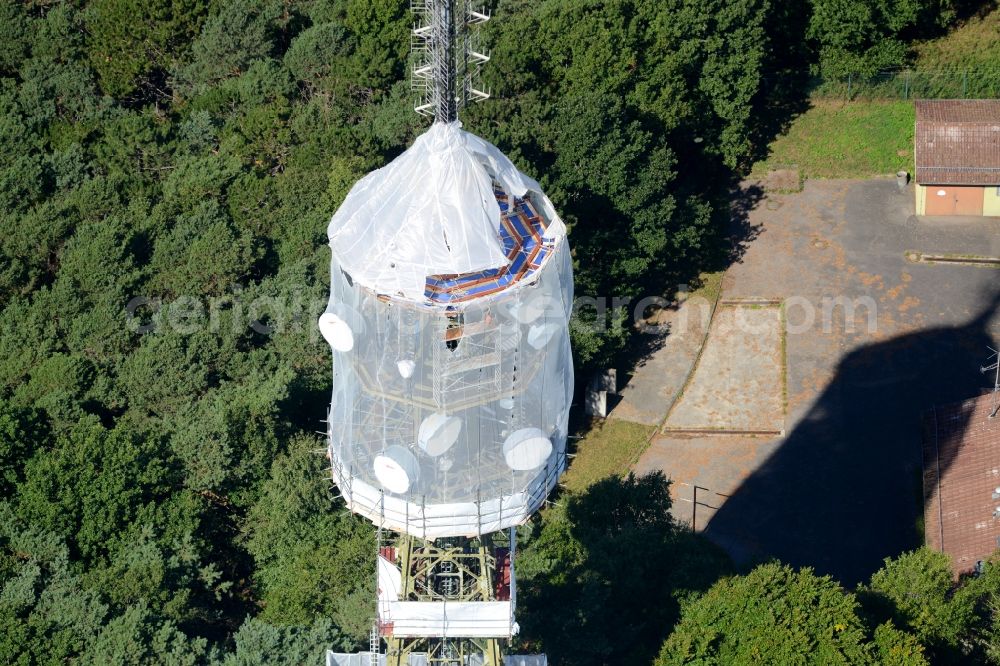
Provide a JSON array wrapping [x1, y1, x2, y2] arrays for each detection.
[[804, 68, 1000, 101]]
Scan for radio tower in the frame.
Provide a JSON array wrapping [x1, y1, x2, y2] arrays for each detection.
[[411, 0, 490, 121], [323, 2, 571, 666]]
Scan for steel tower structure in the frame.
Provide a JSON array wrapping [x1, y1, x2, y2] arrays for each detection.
[[411, 0, 490, 122], [394, 10, 507, 663], [324, 4, 567, 666]]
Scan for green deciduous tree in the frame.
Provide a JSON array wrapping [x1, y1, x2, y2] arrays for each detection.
[[0, 505, 211, 665], [148, 199, 257, 298], [0, 400, 45, 496], [80, 600, 210, 665], [860, 547, 1000, 664], [517, 473, 730, 665], [173, 0, 284, 97], [0, 538, 109, 664], [14, 416, 180, 563], [243, 434, 373, 644], [221, 616, 352, 665], [283, 22, 354, 97], [656, 562, 927, 665], [808, 0, 955, 77]]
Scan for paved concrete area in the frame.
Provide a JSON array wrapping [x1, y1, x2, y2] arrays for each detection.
[[608, 294, 712, 426], [634, 435, 776, 531], [638, 178, 1000, 585], [663, 304, 784, 433]]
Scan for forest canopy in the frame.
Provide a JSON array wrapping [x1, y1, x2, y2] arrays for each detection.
[[0, 0, 983, 663]]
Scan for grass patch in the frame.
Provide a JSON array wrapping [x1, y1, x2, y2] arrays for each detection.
[[752, 100, 914, 179], [562, 419, 656, 493], [914, 6, 1000, 73], [687, 270, 724, 305]]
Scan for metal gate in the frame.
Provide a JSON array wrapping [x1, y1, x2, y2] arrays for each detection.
[[925, 186, 984, 216]]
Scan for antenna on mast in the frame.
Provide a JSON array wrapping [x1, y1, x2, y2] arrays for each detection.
[[411, 0, 491, 122]]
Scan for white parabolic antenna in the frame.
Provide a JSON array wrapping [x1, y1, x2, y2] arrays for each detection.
[[373, 445, 419, 495], [318, 312, 354, 351], [503, 428, 554, 471], [418, 413, 463, 456]]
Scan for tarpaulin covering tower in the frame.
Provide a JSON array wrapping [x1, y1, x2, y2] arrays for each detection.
[[323, 122, 573, 539], [323, 2, 569, 665]]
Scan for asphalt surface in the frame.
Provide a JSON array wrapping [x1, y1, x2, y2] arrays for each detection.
[[641, 178, 1000, 585], [608, 290, 713, 426], [664, 304, 784, 433]]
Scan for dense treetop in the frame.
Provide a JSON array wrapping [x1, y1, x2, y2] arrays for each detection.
[[0, 0, 985, 663]]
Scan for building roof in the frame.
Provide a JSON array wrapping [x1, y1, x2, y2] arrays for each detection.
[[922, 392, 1000, 576], [914, 100, 1000, 186]]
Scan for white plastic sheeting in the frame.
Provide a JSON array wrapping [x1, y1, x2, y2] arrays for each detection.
[[324, 122, 574, 539], [380, 601, 513, 638], [326, 653, 387, 666], [377, 554, 402, 601], [326, 654, 427, 666], [330, 452, 562, 539], [328, 122, 566, 301]]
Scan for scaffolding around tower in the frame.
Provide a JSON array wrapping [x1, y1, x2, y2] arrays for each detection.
[[324, 3, 565, 665], [322, 121, 573, 541], [323, 120, 565, 666], [379, 532, 511, 666]]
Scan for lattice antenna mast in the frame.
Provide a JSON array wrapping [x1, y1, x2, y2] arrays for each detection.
[[411, 0, 490, 121], [983, 347, 999, 419]]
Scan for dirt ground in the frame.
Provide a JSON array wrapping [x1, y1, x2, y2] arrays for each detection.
[[636, 178, 1000, 585]]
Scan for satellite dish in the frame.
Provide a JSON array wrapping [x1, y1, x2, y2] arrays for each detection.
[[318, 312, 354, 352], [373, 446, 419, 494], [503, 428, 552, 470], [526, 323, 559, 349], [509, 294, 550, 324], [397, 359, 416, 378], [418, 413, 462, 457]]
